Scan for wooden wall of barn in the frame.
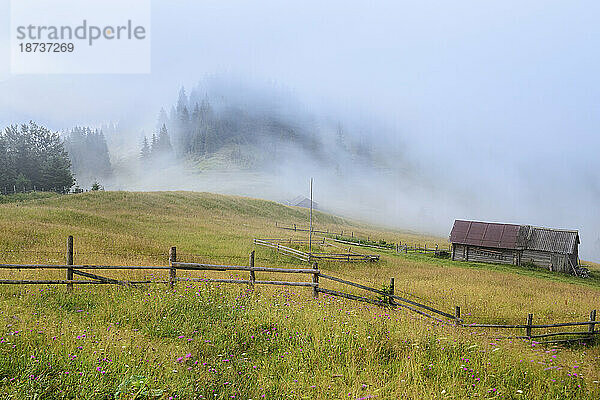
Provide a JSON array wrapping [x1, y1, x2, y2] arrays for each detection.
[[520, 250, 572, 273], [452, 244, 515, 264], [452, 242, 579, 274]]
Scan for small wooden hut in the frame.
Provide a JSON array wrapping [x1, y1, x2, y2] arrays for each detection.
[[449, 220, 580, 274], [288, 196, 318, 210]]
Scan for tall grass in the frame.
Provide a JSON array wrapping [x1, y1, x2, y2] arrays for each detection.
[[0, 191, 598, 398]]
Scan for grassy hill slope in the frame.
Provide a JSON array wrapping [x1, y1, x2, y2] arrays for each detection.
[[0, 191, 598, 399]]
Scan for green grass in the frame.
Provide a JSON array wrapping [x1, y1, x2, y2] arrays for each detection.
[[0, 191, 60, 204], [0, 191, 599, 399]]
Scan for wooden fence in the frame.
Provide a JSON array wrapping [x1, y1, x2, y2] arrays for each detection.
[[253, 238, 380, 262], [275, 222, 450, 255], [275, 222, 341, 236], [0, 236, 596, 344], [252, 239, 310, 262], [465, 312, 598, 343], [0, 239, 318, 293]]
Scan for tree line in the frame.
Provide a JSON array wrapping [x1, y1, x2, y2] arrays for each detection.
[[0, 122, 74, 193], [0, 122, 113, 194]]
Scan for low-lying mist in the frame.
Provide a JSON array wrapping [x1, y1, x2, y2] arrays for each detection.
[[90, 80, 600, 262]]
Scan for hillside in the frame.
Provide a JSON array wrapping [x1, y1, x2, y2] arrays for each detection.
[[0, 192, 599, 399]]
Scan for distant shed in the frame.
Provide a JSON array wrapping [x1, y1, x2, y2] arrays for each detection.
[[288, 196, 318, 210], [449, 220, 580, 274]]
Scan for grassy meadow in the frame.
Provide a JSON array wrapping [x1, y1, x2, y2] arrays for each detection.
[[0, 191, 599, 399]]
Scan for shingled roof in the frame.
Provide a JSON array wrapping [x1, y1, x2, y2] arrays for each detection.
[[449, 220, 579, 254]]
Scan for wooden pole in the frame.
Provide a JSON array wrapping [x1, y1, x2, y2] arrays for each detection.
[[169, 247, 177, 289], [389, 277, 395, 305], [309, 178, 313, 254], [249, 250, 256, 288], [312, 262, 319, 299], [66, 236, 74, 292], [526, 313, 533, 338], [455, 306, 461, 326], [589, 310, 597, 334]]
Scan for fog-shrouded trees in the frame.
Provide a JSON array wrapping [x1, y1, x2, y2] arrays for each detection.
[[0, 122, 74, 193], [140, 124, 173, 162], [64, 127, 112, 187], [146, 87, 325, 166]]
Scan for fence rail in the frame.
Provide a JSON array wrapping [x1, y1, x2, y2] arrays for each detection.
[[254, 238, 380, 263], [252, 239, 310, 262], [0, 235, 596, 344], [275, 222, 451, 255]]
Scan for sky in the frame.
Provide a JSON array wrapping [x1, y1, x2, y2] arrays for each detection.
[[0, 0, 599, 259]]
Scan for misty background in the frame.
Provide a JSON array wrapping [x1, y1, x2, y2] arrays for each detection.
[[0, 1, 599, 261]]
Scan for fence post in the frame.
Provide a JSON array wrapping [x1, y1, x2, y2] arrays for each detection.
[[589, 310, 597, 335], [312, 262, 319, 299], [455, 306, 461, 326], [66, 236, 74, 292], [404, 245, 408, 254], [389, 277, 395, 305], [526, 313, 533, 338], [169, 246, 177, 289], [249, 250, 256, 288], [294, 224, 296, 231]]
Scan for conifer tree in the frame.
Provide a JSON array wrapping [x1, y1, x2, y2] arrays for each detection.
[[140, 136, 150, 160]]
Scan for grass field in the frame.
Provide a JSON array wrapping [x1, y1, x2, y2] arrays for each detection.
[[0, 191, 599, 399]]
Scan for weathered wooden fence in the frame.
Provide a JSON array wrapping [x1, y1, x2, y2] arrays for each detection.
[[316, 273, 598, 343], [275, 222, 450, 255], [275, 222, 342, 236], [252, 239, 310, 262], [465, 312, 599, 343], [0, 236, 596, 344], [0, 239, 318, 293], [253, 238, 380, 262]]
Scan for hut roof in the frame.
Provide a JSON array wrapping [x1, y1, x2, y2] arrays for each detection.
[[450, 220, 579, 254], [517, 225, 579, 254], [449, 220, 520, 249]]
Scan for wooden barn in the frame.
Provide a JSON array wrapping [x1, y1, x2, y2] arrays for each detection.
[[449, 220, 580, 274]]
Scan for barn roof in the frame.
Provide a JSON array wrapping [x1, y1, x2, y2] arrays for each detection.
[[449, 220, 520, 249], [449, 220, 579, 254], [517, 225, 579, 254]]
